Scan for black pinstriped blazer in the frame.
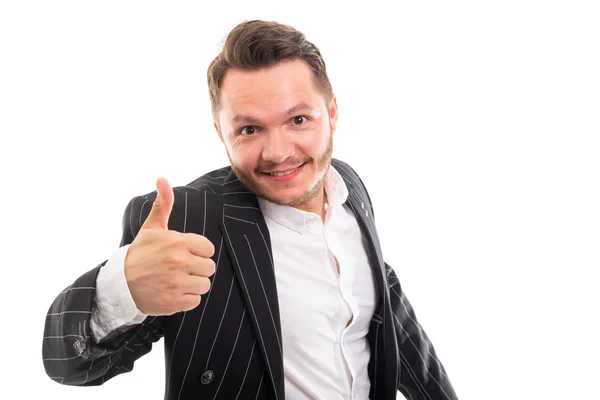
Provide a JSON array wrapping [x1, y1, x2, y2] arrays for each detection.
[[42, 158, 457, 400]]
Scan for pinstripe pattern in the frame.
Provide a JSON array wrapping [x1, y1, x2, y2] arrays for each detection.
[[42, 159, 457, 399]]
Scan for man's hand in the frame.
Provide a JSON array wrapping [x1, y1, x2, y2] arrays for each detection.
[[124, 177, 216, 316]]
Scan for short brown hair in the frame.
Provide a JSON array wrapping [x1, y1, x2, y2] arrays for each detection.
[[207, 20, 333, 119]]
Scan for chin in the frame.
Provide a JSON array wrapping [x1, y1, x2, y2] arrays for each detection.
[[265, 179, 324, 207], [259, 188, 306, 206]]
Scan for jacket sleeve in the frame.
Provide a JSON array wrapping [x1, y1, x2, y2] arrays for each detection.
[[385, 262, 458, 400], [42, 195, 165, 386], [339, 161, 458, 398]]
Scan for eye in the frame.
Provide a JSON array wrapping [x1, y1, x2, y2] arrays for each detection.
[[292, 116, 307, 125], [240, 126, 257, 135]]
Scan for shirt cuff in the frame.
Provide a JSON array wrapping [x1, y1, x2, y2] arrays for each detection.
[[90, 244, 148, 342]]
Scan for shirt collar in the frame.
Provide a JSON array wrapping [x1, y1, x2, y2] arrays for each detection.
[[257, 164, 349, 233]]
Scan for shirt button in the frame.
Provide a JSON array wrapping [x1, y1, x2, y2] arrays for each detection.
[[200, 370, 214, 384]]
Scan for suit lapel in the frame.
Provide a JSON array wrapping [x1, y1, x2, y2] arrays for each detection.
[[343, 178, 387, 314], [219, 171, 284, 400], [337, 163, 398, 400]]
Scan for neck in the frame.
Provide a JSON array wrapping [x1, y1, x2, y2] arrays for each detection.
[[292, 187, 328, 222]]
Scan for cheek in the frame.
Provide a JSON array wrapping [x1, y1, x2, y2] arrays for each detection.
[[228, 139, 259, 168], [298, 124, 330, 151], [227, 133, 250, 155], [230, 140, 242, 153]]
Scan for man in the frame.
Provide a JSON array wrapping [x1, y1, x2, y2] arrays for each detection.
[[43, 20, 458, 400]]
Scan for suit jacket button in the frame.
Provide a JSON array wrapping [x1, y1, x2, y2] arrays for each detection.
[[72, 336, 86, 356], [201, 370, 214, 384]]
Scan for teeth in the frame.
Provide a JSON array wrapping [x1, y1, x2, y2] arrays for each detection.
[[269, 165, 301, 176]]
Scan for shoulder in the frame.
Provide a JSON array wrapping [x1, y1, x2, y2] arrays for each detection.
[[331, 158, 376, 213], [123, 166, 232, 234], [331, 158, 368, 187], [183, 166, 232, 195], [331, 158, 369, 193], [133, 165, 232, 202], [331, 158, 358, 179]]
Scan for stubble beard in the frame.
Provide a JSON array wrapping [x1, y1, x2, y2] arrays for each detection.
[[229, 134, 333, 207]]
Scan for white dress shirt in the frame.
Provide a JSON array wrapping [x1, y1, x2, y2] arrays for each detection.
[[91, 165, 377, 399]]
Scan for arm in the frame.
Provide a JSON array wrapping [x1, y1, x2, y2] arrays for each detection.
[[42, 195, 164, 386], [386, 262, 458, 400]]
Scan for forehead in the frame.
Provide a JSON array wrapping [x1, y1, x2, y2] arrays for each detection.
[[219, 59, 323, 118]]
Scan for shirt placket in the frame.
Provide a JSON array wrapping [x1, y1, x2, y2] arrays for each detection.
[[325, 203, 359, 399]]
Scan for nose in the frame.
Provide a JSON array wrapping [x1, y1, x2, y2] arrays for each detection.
[[262, 130, 294, 163]]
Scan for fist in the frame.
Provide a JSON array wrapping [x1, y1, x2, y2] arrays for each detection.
[[124, 177, 216, 316]]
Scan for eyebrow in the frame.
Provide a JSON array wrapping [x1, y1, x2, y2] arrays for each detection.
[[231, 102, 314, 125]]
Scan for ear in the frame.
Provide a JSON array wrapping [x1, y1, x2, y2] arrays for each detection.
[[328, 95, 338, 134], [214, 120, 224, 143]]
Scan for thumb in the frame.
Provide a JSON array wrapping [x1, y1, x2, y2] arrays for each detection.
[[142, 177, 174, 230]]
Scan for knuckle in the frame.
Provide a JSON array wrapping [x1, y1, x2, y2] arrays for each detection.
[[173, 232, 189, 247], [166, 254, 186, 270], [164, 232, 184, 250], [166, 278, 181, 291]]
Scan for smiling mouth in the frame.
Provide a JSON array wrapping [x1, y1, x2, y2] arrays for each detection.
[[263, 163, 306, 177]]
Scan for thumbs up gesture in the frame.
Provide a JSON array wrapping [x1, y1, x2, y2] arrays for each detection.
[[124, 178, 216, 316]]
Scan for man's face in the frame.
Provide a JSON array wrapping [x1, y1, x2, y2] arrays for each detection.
[[214, 59, 338, 208]]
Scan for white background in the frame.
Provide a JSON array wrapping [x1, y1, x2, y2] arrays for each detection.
[[1, 1, 599, 399]]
